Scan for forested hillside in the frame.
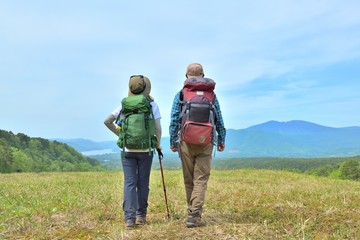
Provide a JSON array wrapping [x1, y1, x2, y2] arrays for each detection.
[[0, 130, 106, 173], [213, 156, 360, 181]]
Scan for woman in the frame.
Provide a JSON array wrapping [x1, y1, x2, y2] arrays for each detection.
[[104, 75, 162, 229]]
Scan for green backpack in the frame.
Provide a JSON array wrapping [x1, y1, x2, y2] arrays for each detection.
[[116, 95, 158, 150]]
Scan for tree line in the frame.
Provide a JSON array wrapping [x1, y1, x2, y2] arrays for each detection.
[[0, 130, 106, 173], [90, 152, 360, 181], [212, 156, 360, 181]]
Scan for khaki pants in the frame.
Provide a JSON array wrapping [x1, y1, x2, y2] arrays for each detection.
[[180, 141, 213, 213]]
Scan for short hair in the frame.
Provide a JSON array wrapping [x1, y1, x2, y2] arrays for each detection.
[[186, 63, 204, 77]]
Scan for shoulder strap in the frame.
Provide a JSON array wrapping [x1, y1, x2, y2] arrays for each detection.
[[115, 109, 122, 124], [179, 89, 184, 101], [178, 90, 188, 121]]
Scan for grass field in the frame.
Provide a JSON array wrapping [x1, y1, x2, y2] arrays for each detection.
[[1, 170, 359, 239]]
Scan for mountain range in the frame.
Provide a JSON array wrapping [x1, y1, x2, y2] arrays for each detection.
[[56, 120, 360, 158]]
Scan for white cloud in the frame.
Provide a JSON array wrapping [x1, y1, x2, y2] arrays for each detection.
[[1, 0, 360, 140]]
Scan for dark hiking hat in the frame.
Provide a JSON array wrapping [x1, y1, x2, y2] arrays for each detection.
[[128, 75, 151, 97]]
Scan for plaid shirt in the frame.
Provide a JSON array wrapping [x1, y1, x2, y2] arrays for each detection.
[[169, 91, 226, 146]]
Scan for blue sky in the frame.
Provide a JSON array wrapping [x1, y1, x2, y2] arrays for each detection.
[[1, 1, 360, 142]]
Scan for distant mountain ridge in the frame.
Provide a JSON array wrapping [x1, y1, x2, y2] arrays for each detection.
[[248, 120, 333, 132], [52, 138, 117, 152], [247, 120, 358, 133], [225, 120, 360, 157], [57, 120, 360, 158]]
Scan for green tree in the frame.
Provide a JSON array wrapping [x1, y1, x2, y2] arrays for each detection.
[[338, 160, 360, 181], [1, 129, 106, 172], [16, 132, 31, 148], [306, 165, 337, 177], [59, 152, 76, 163], [0, 139, 13, 173], [11, 149, 33, 172], [49, 160, 62, 172]]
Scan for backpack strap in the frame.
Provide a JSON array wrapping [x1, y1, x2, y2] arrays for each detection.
[[179, 89, 184, 101], [178, 89, 186, 123], [144, 96, 154, 155], [115, 109, 123, 125], [148, 109, 156, 155], [209, 103, 217, 145]]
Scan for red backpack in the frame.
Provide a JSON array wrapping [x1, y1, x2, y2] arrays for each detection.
[[180, 77, 217, 145]]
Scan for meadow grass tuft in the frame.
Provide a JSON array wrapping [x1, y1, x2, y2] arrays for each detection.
[[1, 170, 359, 239]]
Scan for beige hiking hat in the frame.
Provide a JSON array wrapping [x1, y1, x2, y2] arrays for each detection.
[[128, 75, 151, 97]]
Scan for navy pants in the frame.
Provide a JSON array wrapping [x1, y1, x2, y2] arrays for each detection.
[[121, 151, 153, 222]]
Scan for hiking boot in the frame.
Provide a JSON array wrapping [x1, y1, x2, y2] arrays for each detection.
[[125, 220, 135, 230], [186, 215, 205, 228], [186, 215, 197, 228], [186, 209, 205, 228], [135, 216, 146, 226]]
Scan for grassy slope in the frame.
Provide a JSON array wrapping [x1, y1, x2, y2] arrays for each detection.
[[0, 170, 359, 239]]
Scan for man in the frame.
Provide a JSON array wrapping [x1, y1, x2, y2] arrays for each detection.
[[104, 75, 162, 229], [169, 63, 226, 228]]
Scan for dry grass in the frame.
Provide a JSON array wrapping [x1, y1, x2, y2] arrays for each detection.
[[1, 170, 359, 239]]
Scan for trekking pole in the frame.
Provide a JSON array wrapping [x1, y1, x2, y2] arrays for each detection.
[[157, 148, 170, 219]]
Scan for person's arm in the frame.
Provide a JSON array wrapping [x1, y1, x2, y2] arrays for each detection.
[[104, 114, 120, 136], [169, 92, 181, 151], [155, 118, 162, 150], [214, 96, 226, 151], [150, 101, 162, 150]]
